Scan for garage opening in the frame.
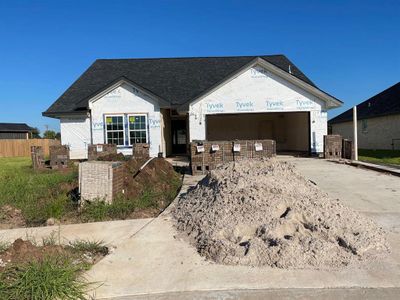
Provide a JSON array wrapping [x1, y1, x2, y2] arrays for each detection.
[[206, 112, 310, 154]]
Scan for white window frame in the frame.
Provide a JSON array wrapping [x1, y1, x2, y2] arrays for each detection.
[[104, 114, 126, 146], [127, 114, 148, 146]]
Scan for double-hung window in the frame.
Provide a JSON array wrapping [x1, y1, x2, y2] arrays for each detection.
[[105, 115, 125, 146], [128, 114, 147, 145]]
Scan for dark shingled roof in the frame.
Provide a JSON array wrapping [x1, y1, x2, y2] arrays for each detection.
[[0, 123, 33, 132], [43, 55, 318, 116], [329, 82, 400, 124]]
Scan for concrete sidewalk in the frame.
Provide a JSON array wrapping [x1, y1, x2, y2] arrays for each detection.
[[0, 218, 152, 245], [85, 158, 400, 299], [350, 160, 400, 177], [107, 287, 400, 300]]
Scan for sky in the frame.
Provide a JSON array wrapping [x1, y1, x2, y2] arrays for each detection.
[[0, 0, 399, 133]]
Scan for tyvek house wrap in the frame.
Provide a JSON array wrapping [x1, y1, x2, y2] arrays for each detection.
[[90, 83, 162, 157], [189, 65, 328, 153], [60, 116, 91, 159]]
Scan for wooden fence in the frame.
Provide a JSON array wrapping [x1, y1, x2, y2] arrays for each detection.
[[0, 139, 61, 158]]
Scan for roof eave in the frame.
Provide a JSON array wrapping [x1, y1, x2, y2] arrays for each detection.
[[0, 130, 32, 133], [256, 58, 343, 108], [42, 111, 89, 119], [330, 111, 400, 125]]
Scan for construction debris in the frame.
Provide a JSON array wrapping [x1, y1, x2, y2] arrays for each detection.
[[173, 158, 389, 269]]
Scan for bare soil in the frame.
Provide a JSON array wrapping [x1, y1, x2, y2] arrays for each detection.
[[124, 158, 181, 204], [0, 239, 65, 271], [0, 238, 108, 271], [173, 158, 390, 269], [0, 205, 26, 229]]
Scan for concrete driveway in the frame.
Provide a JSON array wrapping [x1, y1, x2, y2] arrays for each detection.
[[85, 157, 400, 299]]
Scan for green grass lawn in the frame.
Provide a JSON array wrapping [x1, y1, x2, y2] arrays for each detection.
[[0, 157, 77, 225], [358, 149, 400, 166]]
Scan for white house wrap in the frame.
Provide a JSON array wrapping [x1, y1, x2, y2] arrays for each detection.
[[189, 66, 328, 153], [43, 55, 342, 158]]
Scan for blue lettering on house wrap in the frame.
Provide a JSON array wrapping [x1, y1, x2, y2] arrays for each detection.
[[206, 103, 224, 113], [250, 68, 269, 78], [296, 99, 315, 109], [265, 100, 284, 110], [105, 89, 122, 98], [92, 121, 104, 131], [149, 118, 160, 128], [236, 101, 254, 111]]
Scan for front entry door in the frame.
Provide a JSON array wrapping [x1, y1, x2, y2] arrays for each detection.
[[171, 119, 187, 154]]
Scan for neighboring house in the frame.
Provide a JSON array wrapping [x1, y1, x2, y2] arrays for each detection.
[[43, 55, 342, 159], [0, 123, 33, 139], [329, 82, 400, 150]]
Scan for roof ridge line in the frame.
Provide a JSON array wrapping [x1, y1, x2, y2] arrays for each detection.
[[95, 54, 286, 61]]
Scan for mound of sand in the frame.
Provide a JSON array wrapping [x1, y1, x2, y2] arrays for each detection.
[[173, 159, 389, 269]]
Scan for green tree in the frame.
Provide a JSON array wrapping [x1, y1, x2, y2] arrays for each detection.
[[30, 127, 41, 139], [43, 130, 57, 139]]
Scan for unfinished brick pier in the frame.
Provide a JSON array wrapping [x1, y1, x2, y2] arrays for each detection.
[[190, 139, 276, 175]]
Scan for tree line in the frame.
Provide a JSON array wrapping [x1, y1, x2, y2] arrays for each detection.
[[30, 127, 61, 140]]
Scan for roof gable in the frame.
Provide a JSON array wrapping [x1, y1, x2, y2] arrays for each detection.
[[43, 55, 332, 117], [329, 82, 400, 124]]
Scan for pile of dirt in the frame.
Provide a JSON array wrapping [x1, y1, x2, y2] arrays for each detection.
[[96, 153, 126, 161], [0, 205, 26, 229], [173, 158, 389, 269], [0, 239, 65, 270], [124, 158, 181, 208]]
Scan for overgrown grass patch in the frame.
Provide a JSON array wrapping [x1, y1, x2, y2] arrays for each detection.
[[79, 190, 158, 222], [358, 149, 400, 166], [0, 157, 77, 225], [0, 256, 90, 300], [0, 236, 108, 300], [68, 240, 108, 256]]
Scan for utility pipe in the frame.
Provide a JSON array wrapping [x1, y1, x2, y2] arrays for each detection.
[[133, 157, 156, 178], [353, 106, 358, 161]]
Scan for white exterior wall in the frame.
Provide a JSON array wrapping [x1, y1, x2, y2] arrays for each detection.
[[90, 83, 162, 157], [60, 116, 91, 159], [189, 65, 328, 153]]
